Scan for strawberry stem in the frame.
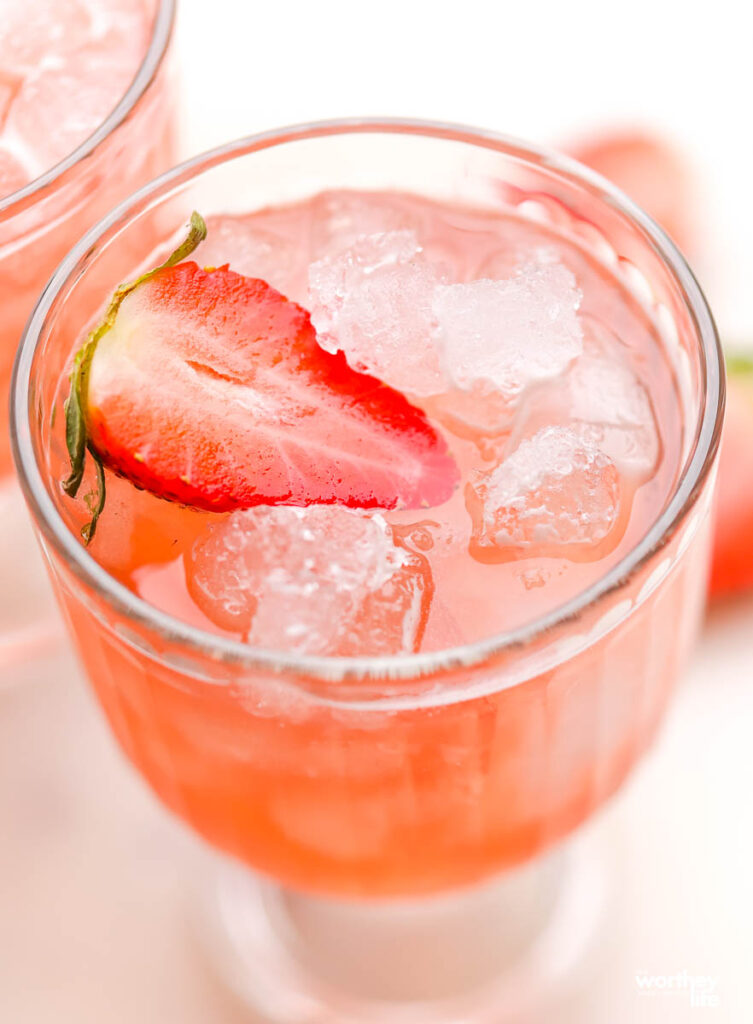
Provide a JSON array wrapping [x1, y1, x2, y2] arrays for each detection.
[[62, 212, 208, 542], [81, 445, 106, 544]]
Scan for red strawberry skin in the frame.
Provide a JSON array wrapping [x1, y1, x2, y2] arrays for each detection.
[[85, 262, 458, 512], [710, 364, 753, 596]]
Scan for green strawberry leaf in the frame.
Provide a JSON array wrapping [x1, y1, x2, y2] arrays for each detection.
[[62, 212, 207, 542]]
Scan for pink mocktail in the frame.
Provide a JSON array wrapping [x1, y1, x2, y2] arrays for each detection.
[[13, 124, 722, 1018], [74, 190, 683, 654], [42, 177, 715, 895]]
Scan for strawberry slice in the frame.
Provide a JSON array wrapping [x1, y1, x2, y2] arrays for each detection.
[[62, 213, 458, 540], [709, 355, 753, 596]]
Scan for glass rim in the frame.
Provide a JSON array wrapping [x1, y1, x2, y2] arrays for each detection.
[[10, 118, 725, 683], [0, 0, 176, 220]]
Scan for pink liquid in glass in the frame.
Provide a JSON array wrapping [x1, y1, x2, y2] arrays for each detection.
[[42, 186, 709, 898], [72, 191, 683, 651]]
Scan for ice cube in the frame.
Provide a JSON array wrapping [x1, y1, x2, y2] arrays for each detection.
[[309, 191, 424, 258], [509, 321, 661, 477], [0, 1, 93, 69], [563, 338, 660, 475], [308, 231, 449, 396], [0, 72, 32, 196], [9, 68, 108, 169], [10, 69, 102, 169], [3, 0, 149, 171], [199, 215, 308, 303], [467, 426, 621, 562], [187, 506, 433, 656], [433, 260, 583, 399], [0, 146, 28, 197], [477, 239, 566, 282], [0, 70, 22, 127]]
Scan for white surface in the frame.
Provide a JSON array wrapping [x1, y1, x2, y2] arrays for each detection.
[[2, 1, 751, 1021], [175, 0, 753, 343]]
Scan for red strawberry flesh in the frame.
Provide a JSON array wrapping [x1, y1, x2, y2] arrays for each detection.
[[85, 262, 458, 512]]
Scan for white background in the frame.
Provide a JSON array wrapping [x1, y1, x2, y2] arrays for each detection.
[[176, 0, 753, 342], [1, 1, 752, 1021]]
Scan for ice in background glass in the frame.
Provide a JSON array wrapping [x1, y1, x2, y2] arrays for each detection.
[[12, 124, 723, 1021], [0, 0, 176, 668]]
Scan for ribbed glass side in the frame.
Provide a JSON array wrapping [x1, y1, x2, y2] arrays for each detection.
[[49, 483, 713, 899]]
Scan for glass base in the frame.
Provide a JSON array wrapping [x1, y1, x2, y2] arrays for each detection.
[[0, 479, 63, 677], [198, 830, 610, 1023]]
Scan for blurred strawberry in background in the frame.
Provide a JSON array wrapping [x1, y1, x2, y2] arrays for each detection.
[[568, 128, 752, 598], [569, 129, 697, 254], [710, 357, 753, 595]]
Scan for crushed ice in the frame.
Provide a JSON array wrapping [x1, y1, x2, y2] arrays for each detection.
[[188, 505, 431, 656]]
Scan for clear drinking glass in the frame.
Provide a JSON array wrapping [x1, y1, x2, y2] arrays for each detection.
[[0, 0, 177, 671], [11, 122, 724, 1022]]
